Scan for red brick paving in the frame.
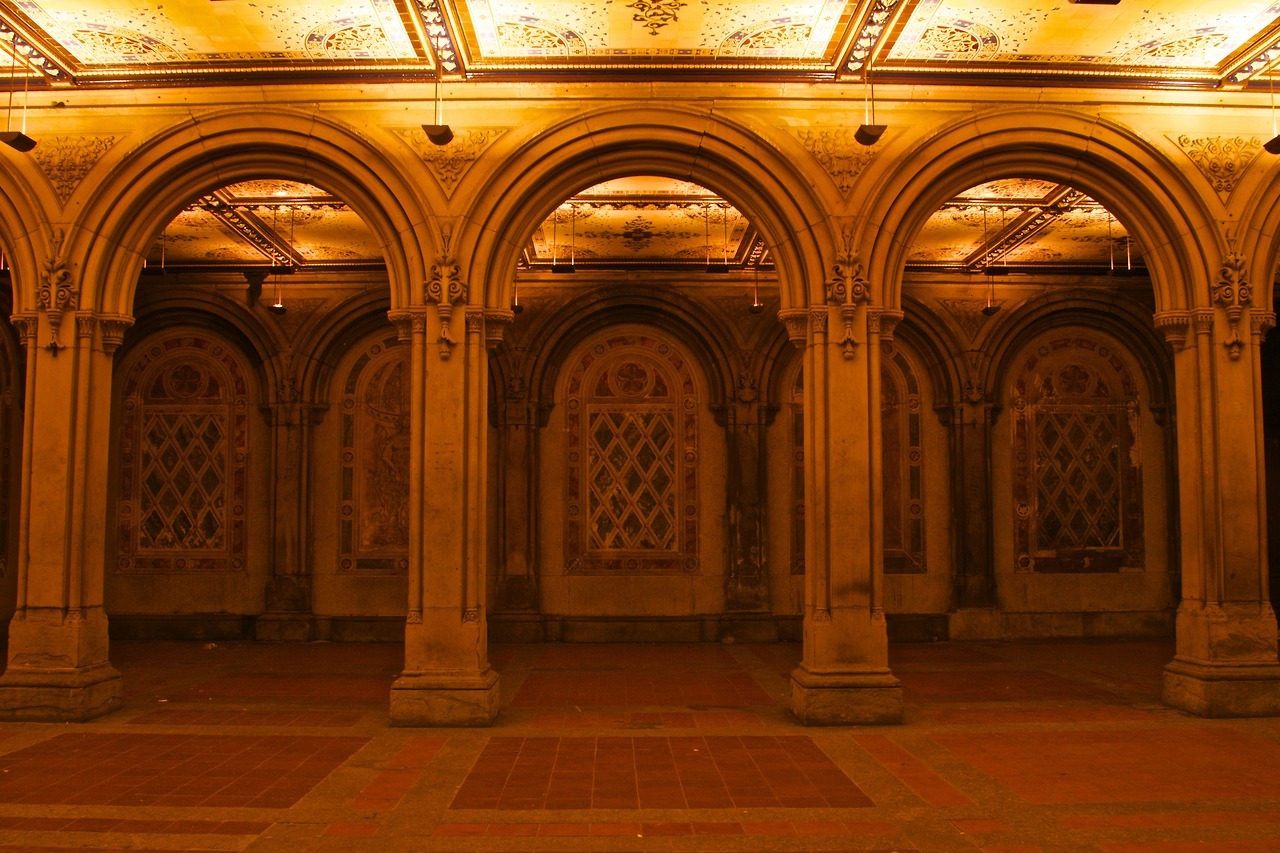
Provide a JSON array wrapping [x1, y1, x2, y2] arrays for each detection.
[[0, 638, 1274, 852]]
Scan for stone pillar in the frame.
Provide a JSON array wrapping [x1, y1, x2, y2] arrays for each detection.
[[721, 374, 774, 615], [948, 378, 997, 610], [256, 374, 321, 641], [0, 302, 131, 721], [492, 377, 540, 616], [1157, 253, 1280, 717], [785, 251, 903, 725], [388, 253, 504, 726]]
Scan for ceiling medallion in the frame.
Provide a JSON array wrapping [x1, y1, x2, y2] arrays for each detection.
[[627, 0, 687, 35]]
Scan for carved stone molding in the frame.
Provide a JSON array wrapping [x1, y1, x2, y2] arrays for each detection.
[[98, 315, 134, 353], [809, 306, 829, 335], [396, 127, 506, 197], [793, 128, 876, 196], [1251, 310, 1278, 338], [37, 231, 76, 347], [1191, 308, 1215, 336], [1172, 134, 1262, 199], [1211, 252, 1252, 359], [30, 135, 120, 206], [869, 308, 904, 339], [425, 255, 468, 359], [1153, 310, 1192, 350]]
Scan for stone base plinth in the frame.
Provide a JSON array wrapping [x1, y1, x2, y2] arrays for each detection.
[[390, 668, 500, 727], [790, 667, 902, 725], [0, 663, 123, 722], [255, 613, 315, 642], [1164, 659, 1280, 717]]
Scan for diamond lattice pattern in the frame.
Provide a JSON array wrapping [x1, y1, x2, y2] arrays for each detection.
[[138, 412, 226, 550], [587, 410, 677, 551], [1034, 411, 1122, 550]]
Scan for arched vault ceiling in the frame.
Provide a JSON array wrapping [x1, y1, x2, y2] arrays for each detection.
[[143, 177, 1141, 277], [2, 0, 1278, 86]]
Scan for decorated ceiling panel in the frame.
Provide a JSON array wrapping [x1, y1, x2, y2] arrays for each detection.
[[2, 0, 1277, 85]]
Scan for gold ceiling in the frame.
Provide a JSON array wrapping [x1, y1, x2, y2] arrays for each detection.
[[146, 177, 1140, 277], [2, 0, 1278, 85]]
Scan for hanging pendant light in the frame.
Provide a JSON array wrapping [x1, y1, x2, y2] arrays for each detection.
[[422, 32, 453, 146], [1, 36, 35, 152], [749, 261, 765, 314], [551, 203, 575, 273], [855, 66, 886, 146]]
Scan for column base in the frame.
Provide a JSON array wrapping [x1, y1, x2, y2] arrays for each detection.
[[390, 668, 500, 727], [790, 667, 902, 725], [1164, 659, 1280, 717], [0, 663, 123, 722]]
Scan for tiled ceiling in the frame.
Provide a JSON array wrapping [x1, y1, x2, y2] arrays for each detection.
[[2, 0, 1277, 86]]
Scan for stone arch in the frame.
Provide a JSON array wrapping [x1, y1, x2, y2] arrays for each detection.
[[0, 163, 52, 316], [1237, 162, 1280, 310], [68, 107, 436, 317], [858, 108, 1218, 315], [462, 105, 833, 314]]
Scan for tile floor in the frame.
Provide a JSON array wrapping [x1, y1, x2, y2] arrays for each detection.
[[0, 637, 1276, 851]]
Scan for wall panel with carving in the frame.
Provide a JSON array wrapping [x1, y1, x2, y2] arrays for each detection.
[[107, 330, 268, 617], [991, 325, 1173, 627], [310, 330, 409, 619]]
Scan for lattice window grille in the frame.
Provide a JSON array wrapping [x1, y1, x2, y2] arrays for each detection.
[[137, 409, 227, 550], [1032, 410, 1124, 551], [586, 408, 678, 552]]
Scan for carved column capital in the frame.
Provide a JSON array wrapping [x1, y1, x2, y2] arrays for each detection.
[[1153, 310, 1192, 350], [869, 308, 904, 339], [1191, 308, 1215, 336], [387, 308, 428, 342], [9, 313, 38, 350], [484, 308, 516, 349], [1250, 310, 1277, 339], [809, 306, 829, 335], [778, 308, 809, 349]]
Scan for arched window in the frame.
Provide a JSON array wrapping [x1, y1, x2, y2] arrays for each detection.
[[1011, 337, 1144, 572], [564, 334, 699, 574], [339, 337, 409, 574], [117, 335, 249, 572]]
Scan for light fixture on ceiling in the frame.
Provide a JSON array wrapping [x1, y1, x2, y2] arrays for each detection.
[[511, 278, 523, 314], [1, 36, 35, 152], [550, 203, 575, 273], [980, 207, 1000, 315], [422, 33, 453, 146], [749, 263, 765, 314], [266, 206, 293, 315], [855, 66, 886, 146]]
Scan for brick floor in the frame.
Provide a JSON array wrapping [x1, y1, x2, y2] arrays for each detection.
[[0, 638, 1273, 852]]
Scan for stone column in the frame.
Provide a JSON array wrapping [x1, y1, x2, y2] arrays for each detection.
[[947, 379, 997, 610], [786, 251, 903, 725], [721, 370, 774, 616], [0, 300, 132, 721], [388, 254, 503, 726], [1158, 252, 1280, 716], [256, 374, 322, 641], [492, 378, 540, 618]]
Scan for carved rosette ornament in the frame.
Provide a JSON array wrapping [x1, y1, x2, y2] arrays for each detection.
[[37, 232, 77, 348], [1211, 252, 1252, 360], [425, 255, 467, 359], [826, 245, 870, 359]]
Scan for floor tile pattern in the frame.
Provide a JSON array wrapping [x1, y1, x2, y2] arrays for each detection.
[[450, 735, 872, 810]]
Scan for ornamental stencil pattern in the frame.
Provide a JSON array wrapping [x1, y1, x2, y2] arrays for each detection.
[[117, 336, 249, 573], [565, 335, 699, 575], [339, 338, 409, 573], [1011, 337, 1144, 573]]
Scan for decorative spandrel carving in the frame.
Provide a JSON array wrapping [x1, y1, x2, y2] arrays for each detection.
[[30, 135, 120, 206], [794, 128, 877, 196], [117, 335, 249, 573], [937, 297, 1003, 342], [339, 337, 410, 574], [1011, 337, 1144, 573], [267, 297, 330, 341], [565, 335, 699, 575], [396, 127, 506, 197], [1173, 134, 1261, 199]]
